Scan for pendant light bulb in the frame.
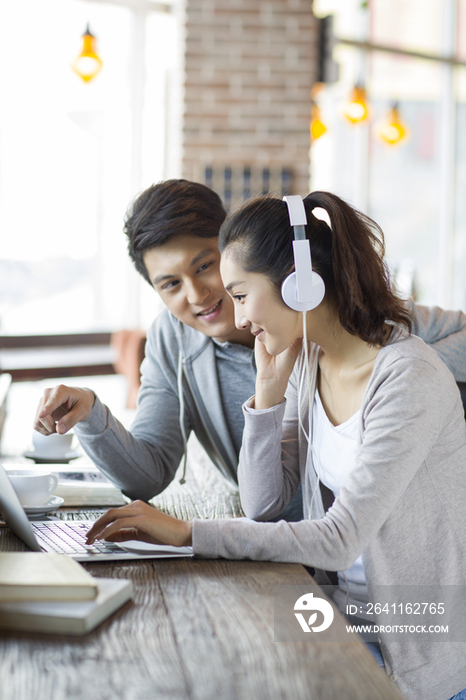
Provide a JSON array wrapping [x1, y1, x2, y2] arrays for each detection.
[[71, 24, 103, 83], [343, 85, 369, 125], [376, 103, 409, 146], [310, 103, 327, 141]]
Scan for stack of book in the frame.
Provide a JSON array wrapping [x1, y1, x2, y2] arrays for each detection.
[[0, 552, 132, 635]]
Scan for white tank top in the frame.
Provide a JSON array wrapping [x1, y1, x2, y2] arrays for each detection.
[[311, 389, 369, 611]]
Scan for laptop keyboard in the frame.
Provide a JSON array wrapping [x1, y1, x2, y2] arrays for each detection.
[[32, 521, 122, 556]]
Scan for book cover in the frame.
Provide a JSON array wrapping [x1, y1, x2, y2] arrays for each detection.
[[0, 578, 133, 635], [0, 552, 98, 601]]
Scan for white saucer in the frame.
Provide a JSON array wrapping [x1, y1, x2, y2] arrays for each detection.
[[23, 496, 65, 515], [23, 449, 81, 465]]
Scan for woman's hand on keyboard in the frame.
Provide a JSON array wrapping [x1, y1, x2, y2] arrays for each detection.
[[85, 501, 193, 548], [34, 385, 96, 435]]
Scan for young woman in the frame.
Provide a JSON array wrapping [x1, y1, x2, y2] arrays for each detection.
[[86, 192, 466, 700]]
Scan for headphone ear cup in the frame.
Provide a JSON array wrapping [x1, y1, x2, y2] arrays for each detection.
[[281, 271, 325, 311]]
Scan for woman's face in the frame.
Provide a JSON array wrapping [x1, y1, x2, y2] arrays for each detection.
[[220, 250, 302, 355]]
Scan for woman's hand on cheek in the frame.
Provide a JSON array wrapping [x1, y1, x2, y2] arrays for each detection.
[[85, 501, 193, 547], [254, 337, 302, 409]]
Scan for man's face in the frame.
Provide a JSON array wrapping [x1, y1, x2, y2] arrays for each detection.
[[144, 234, 251, 344]]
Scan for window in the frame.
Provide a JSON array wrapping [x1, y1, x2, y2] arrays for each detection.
[[312, 0, 466, 309], [0, 0, 177, 334]]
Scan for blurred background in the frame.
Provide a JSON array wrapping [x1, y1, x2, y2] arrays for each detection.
[[0, 0, 465, 335]]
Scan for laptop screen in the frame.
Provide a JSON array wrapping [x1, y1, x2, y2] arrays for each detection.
[[0, 460, 42, 551]]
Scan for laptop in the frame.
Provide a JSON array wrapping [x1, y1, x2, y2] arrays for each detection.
[[0, 460, 193, 562]]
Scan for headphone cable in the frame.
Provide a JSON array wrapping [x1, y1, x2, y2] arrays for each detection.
[[301, 311, 350, 611]]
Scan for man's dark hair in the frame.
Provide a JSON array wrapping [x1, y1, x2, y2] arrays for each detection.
[[124, 179, 227, 284]]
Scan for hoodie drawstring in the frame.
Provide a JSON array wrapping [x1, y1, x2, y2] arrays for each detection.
[[177, 349, 188, 484]]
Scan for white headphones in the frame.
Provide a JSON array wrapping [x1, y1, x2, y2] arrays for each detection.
[[281, 195, 326, 311]]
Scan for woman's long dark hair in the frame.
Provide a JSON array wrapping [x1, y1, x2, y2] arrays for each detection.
[[218, 192, 412, 346]]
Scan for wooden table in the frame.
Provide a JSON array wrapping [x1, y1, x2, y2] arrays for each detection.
[[1, 416, 402, 700], [0, 523, 402, 700]]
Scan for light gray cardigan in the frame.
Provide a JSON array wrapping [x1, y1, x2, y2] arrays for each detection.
[[193, 328, 466, 700]]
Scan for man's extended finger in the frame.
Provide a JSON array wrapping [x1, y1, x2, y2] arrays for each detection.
[[38, 386, 69, 419], [34, 414, 58, 435]]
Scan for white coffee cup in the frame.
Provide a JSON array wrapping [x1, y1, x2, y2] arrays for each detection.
[[32, 430, 73, 459], [7, 470, 59, 506]]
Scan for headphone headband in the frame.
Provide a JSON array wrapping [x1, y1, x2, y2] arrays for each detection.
[[281, 195, 326, 312], [283, 195, 306, 226]]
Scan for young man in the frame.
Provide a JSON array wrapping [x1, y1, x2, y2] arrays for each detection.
[[34, 179, 466, 519]]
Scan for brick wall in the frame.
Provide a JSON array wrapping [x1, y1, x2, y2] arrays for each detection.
[[181, 0, 319, 208]]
